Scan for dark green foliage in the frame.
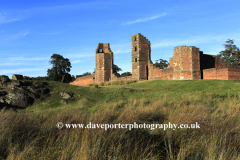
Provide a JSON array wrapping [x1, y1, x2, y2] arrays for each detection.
[[154, 59, 169, 69], [23, 76, 49, 81], [23, 75, 75, 82], [217, 39, 240, 66], [47, 54, 72, 83], [120, 72, 132, 77], [113, 64, 122, 77], [71, 75, 76, 82], [76, 72, 92, 78]]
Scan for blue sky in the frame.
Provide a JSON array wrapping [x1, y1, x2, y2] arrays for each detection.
[[1, 0, 240, 78]]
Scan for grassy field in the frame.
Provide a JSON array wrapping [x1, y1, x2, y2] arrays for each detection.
[[0, 80, 240, 159]]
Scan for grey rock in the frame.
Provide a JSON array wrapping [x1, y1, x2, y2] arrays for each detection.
[[0, 76, 52, 110], [6, 88, 35, 108], [0, 75, 10, 83], [0, 90, 7, 96], [12, 74, 23, 80], [7, 80, 20, 89], [27, 86, 37, 93], [60, 91, 73, 99], [40, 88, 50, 94], [61, 99, 68, 104], [0, 96, 5, 103]]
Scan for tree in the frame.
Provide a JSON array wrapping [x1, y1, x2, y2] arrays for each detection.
[[47, 54, 72, 83], [112, 64, 122, 77], [120, 72, 132, 77], [76, 72, 92, 78], [154, 59, 169, 69], [217, 39, 240, 66], [71, 75, 76, 82]]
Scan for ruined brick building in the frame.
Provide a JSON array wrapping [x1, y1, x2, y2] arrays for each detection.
[[70, 33, 240, 86]]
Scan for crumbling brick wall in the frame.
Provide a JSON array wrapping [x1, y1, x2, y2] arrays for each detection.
[[131, 33, 150, 80], [70, 33, 240, 86], [148, 63, 173, 80], [203, 68, 240, 80], [95, 43, 113, 83], [70, 74, 95, 86], [114, 75, 133, 81], [228, 68, 240, 79], [170, 46, 201, 80]]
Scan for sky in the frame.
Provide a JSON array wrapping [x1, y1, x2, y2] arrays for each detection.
[[1, 0, 240, 78]]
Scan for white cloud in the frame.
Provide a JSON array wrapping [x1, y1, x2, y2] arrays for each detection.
[[0, 12, 22, 24], [25, 1, 119, 15], [0, 32, 29, 44], [0, 68, 46, 75], [3, 56, 48, 61], [71, 60, 83, 64], [65, 53, 94, 58], [111, 43, 131, 53], [152, 33, 240, 48], [122, 13, 167, 26]]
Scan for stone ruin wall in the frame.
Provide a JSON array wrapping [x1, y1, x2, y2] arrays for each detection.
[[202, 53, 240, 80], [70, 33, 240, 86], [131, 33, 150, 80], [70, 74, 95, 86], [95, 43, 113, 83]]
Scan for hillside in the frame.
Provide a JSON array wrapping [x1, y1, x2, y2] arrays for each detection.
[[0, 80, 239, 159]]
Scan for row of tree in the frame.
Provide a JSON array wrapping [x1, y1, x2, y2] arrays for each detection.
[[32, 39, 238, 83]]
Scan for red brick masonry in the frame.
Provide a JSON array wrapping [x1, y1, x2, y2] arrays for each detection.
[[70, 33, 240, 86]]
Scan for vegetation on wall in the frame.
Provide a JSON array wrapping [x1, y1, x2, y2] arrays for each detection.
[[76, 72, 92, 78], [154, 59, 169, 69]]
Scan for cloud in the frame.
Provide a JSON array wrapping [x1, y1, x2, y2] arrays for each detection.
[[66, 53, 94, 58], [0, 12, 22, 24], [0, 32, 29, 44], [24, 1, 118, 15], [152, 33, 240, 48], [4, 57, 49, 61], [111, 43, 131, 53], [71, 60, 83, 64], [0, 68, 46, 75], [122, 13, 167, 26], [114, 49, 131, 54]]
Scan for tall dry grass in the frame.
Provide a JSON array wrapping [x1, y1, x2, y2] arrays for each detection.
[[0, 92, 240, 159]]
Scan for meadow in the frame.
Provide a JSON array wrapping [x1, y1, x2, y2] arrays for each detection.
[[0, 79, 239, 159]]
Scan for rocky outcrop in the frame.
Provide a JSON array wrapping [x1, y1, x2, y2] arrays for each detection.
[[12, 74, 23, 80], [60, 91, 73, 99], [0, 75, 50, 110]]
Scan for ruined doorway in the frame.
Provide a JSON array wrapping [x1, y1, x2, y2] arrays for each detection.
[[146, 65, 148, 80]]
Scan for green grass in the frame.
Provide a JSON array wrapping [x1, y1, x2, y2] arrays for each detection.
[[1, 80, 240, 159]]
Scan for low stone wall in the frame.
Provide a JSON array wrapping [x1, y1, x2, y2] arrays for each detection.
[[111, 75, 136, 81], [148, 64, 173, 80], [70, 74, 95, 86], [227, 68, 240, 80], [203, 68, 229, 80]]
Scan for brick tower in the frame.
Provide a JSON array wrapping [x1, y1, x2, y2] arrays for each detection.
[[172, 46, 201, 80], [95, 43, 113, 83], [131, 33, 151, 80]]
